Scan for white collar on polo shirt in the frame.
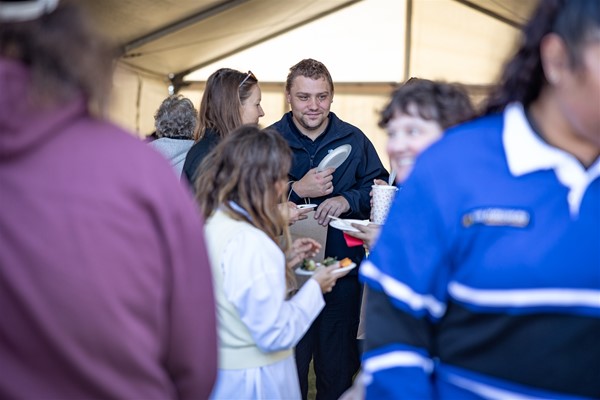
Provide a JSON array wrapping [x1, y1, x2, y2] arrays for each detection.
[[502, 102, 600, 217]]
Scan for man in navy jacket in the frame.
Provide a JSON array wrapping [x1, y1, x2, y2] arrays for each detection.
[[270, 58, 388, 400]]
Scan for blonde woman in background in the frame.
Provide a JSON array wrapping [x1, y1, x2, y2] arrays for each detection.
[[183, 68, 310, 223], [182, 68, 264, 186]]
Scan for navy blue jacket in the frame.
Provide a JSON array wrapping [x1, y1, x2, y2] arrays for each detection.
[[270, 112, 388, 269], [181, 129, 220, 191]]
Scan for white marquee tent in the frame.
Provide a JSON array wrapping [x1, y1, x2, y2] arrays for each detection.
[[79, 0, 539, 162]]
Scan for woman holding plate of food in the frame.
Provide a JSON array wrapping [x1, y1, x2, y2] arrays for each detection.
[[195, 125, 350, 399]]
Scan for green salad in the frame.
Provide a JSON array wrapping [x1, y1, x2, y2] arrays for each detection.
[[301, 257, 338, 271]]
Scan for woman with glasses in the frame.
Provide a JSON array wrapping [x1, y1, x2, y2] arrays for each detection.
[[182, 68, 311, 225], [182, 68, 265, 187]]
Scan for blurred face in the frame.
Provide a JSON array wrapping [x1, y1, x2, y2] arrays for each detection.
[[385, 104, 443, 183], [286, 76, 333, 137], [557, 40, 600, 149], [240, 85, 265, 125]]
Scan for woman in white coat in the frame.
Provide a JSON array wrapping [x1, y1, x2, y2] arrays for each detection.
[[195, 125, 348, 399]]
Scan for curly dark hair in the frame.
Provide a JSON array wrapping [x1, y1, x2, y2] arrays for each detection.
[[484, 0, 600, 114], [154, 95, 198, 139], [379, 78, 476, 130]]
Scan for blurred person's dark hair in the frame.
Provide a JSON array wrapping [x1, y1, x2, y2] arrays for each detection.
[[196, 68, 258, 141], [0, 0, 115, 113], [154, 94, 198, 139], [379, 78, 476, 130], [485, 0, 600, 114], [285, 58, 334, 94]]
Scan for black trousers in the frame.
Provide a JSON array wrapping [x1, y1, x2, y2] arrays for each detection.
[[295, 275, 362, 400]]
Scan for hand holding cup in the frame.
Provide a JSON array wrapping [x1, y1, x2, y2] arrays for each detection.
[[371, 184, 398, 225]]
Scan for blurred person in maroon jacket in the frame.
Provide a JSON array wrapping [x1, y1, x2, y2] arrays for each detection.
[[0, 1, 217, 399]]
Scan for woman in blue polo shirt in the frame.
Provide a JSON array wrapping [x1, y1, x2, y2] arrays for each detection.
[[361, 0, 600, 398]]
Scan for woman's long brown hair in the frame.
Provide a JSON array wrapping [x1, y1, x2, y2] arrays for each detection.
[[195, 125, 296, 291], [195, 68, 258, 141]]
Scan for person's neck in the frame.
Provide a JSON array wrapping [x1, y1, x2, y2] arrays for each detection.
[[528, 92, 600, 168], [293, 117, 329, 141]]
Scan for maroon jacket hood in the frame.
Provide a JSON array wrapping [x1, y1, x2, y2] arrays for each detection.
[[0, 59, 87, 159]]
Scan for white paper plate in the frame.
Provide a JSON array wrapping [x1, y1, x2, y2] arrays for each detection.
[[295, 267, 317, 276], [297, 203, 317, 209], [317, 144, 352, 172], [295, 262, 357, 276], [329, 218, 370, 233], [332, 262, 357, 275]]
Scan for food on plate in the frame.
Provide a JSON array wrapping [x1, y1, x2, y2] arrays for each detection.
[[339, 257, 352, 268], [321, 257, 338, 266], [302, 259, 318, 271], [301, 257, 339, 271]]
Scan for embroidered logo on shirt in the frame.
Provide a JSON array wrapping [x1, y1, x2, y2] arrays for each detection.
[[462, 208, 531, 228]]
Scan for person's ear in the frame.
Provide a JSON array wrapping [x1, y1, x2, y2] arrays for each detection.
[[540, 33, 569, 86], [286, 91, 291, 104]]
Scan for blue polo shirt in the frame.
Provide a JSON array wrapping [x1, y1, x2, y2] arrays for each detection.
[[360, 103, 600, 399]]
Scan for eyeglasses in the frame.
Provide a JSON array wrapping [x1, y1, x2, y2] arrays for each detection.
[[239, 70, 257, 88]]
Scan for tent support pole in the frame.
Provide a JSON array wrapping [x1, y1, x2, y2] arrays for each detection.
[[122, 0, 249, 54], [451, 0, 522, 29], [403, 0, 413, 82]]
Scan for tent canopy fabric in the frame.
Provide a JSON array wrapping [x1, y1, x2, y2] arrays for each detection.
[[80, 0, 539, 87], [84, 0, 539, 140], [81, 0, 361, 80]]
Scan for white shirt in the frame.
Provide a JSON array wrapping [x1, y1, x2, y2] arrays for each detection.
[[208, 209, 325, 399], [503, 103, 600, 216]]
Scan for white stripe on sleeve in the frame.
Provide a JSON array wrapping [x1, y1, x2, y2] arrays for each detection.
[[361, 261, 446, 318]]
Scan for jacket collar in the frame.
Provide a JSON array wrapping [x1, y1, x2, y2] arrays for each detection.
[[281, 111, 354, 149]]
